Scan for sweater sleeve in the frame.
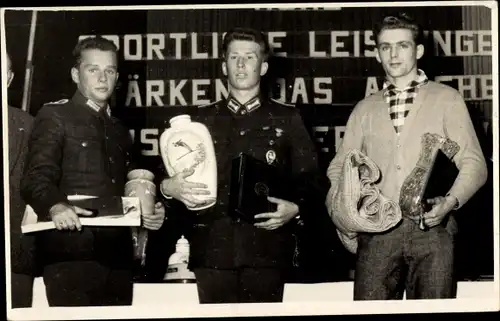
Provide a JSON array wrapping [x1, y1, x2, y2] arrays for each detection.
[[444, 90, 488, 209]]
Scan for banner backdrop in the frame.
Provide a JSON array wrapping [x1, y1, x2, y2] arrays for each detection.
[[4, 5, 494, 282]]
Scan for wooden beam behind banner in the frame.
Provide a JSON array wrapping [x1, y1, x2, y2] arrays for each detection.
[[21, 10, 37, 113]]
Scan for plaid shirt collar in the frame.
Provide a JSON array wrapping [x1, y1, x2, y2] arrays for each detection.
[[383, 69, 429, 98], [226, 94, 262, 115]]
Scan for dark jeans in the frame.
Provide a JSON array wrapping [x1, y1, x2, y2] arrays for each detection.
[[354, 218, 456, 300], [43, 261, 133, 306], [11, 273, 34, 308], [194, 267, 284, 304]]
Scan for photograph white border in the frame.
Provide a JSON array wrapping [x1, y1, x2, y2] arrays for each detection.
[[2, 1, 498, 319]]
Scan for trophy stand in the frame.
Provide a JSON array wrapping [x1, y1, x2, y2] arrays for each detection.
[[163, 235, 196, 283]]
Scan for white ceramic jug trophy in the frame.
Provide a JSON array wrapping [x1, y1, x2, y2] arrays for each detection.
[[124, 169, 156, 266], [159, 114, 217, 210]]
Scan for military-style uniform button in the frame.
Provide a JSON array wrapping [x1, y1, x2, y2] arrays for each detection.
[[81, 141, 88, 147], [111, 178, 116, 183], [240, 130, 245, 136], [396, 165, 401, 170], [241, 110, 247, 115]]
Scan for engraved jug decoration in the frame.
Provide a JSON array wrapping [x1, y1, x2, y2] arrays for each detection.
[[399, 133, 460, 230], [159, 114, 217, 211], [125, 169, 156, 266]]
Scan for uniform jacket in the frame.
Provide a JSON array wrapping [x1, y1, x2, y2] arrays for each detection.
[[8, 106, 37, 275], [164, 95, 321, 270], [21, 91, 135, 269]]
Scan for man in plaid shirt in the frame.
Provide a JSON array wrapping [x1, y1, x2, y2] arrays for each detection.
[[325, 13, 487, 300]]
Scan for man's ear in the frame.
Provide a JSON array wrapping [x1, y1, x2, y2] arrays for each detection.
[[374, 48, 381, 64], [70, 67, 80, 84], [260, 61, 269, 76], [416, 44, 424, 60], [222, 61, 227, 76]]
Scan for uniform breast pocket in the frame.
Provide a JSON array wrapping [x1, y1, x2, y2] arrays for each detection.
[[64, 135, 104, 173]]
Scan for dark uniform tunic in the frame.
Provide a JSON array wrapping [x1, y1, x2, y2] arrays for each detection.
[[21, 90, 134, 306], [166, 95, 320, 302]]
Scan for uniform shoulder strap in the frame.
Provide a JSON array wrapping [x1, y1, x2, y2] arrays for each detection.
[[270, 97, 295, 108], [198, 99, 223, 108], [43, 98, 70, 106]]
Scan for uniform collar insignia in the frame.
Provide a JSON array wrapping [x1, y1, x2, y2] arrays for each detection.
[[227, 95, 262, 114], [86, 98, 111, 117], [246, 96, 261, 112], [73, 90, 111, 117], [227, 99, 240, 113]]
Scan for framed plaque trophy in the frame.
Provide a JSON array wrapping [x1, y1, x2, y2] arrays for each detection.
[[229, 153, 292, 224]]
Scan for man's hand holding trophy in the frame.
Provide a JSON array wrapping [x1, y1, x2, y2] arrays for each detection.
[[159, 115, 218, 211], [160, 169, 211, 209], [125, 169, 166, 267]]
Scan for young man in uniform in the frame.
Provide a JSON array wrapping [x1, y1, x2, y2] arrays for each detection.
[[21, 36, 166, 306], [5, 52, 37, 308], [160, 28, 320, 303], [326, 13, 487, 300]]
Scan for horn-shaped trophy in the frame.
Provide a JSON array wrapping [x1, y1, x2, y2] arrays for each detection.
[[159, 114, 217, 210], [399, 133, 460, 230], [125, 169, 156, 267]]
